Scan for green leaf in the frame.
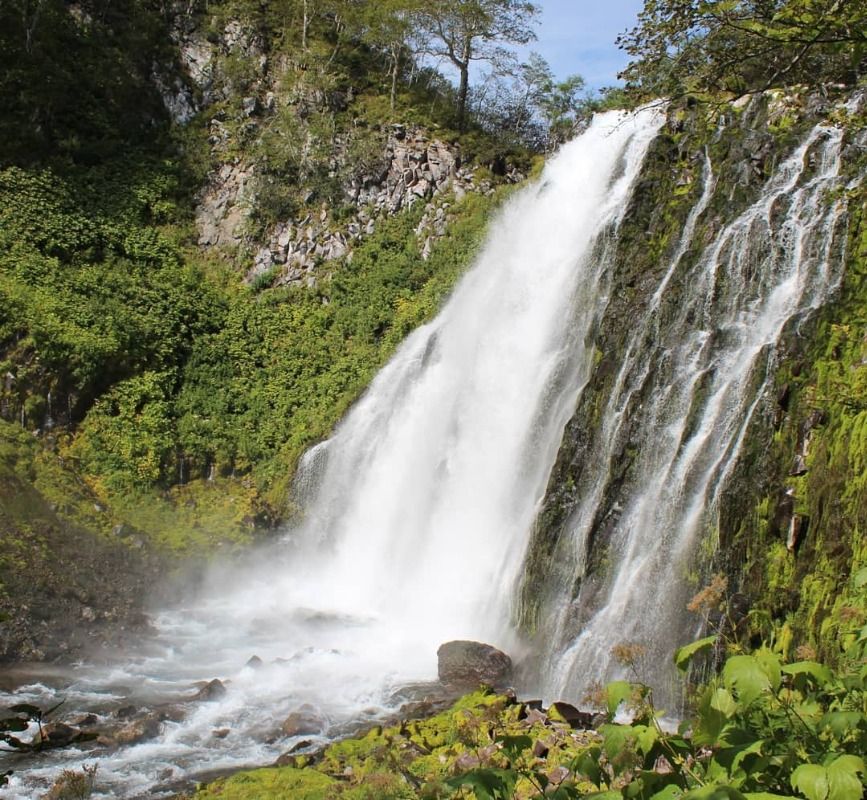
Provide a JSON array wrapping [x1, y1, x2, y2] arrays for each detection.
[[606, 681, 634, 715], [853, 567, 867, 588], [826, 755, 865, 800], [683, 785, 748, 800], [723, 655, 774, 705], [600, 723, 637, 760], [674, 635, 717, 672], [782, 661, 833, 689], [754, 650, 782, 692], [574, 749, 603, 787], [650, 786, 683, 800], [445, 769, 517, 800], [820, 711, 864, 738], [496, 734, 532, 762], [792, 764, 831, 800], [709, 687, 738, 718]]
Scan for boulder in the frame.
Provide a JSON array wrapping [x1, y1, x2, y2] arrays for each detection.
[[31, 722, 81, 748], [281, 705, 324, 738], [546, 701, 601, 730], [115, 715, 162, 745], [193, 678, 227, 702], [436, 640, 512, 689]]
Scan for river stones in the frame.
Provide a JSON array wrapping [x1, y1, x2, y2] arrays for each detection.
[[281, 705, 325, 738], [436, 640, 512, 689], [115, 714, 162, 745], [192, 678, 227, 701]]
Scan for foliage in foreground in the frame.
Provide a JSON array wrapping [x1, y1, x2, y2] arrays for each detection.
[[189, 631, 867, 800]]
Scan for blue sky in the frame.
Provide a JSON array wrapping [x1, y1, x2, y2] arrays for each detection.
[[429, 1, 646, 94], [526, 0, 646, 89]]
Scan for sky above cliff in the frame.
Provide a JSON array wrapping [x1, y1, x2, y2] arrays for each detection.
[[530, 0, 645, 89]]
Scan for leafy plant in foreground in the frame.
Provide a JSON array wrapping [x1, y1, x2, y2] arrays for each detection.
[[448, 631, 867, 800]]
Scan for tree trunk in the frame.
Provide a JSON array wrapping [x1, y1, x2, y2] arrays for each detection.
[[457, 65, 469, 131], [457, 37, 472, 132], [390, 45, 400, 111]]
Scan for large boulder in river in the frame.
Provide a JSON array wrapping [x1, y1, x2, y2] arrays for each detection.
[[437, 641, 512, 689], [282, 705, 325, 738]]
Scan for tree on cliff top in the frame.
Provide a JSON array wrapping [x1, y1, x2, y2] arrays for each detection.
[[412, 0, 540, 131], [618, 0, 867, 100]]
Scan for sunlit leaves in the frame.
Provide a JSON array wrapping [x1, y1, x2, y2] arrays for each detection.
[[792, 756, 865, 800], [674, 635, 717, 672]]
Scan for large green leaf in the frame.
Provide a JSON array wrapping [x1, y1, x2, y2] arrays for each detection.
[[819, 711, 864, 739], [674, 635, 717, 672], [709, 687, 738, 718], [782, 661, 833, 690], [600, 723, 636, 760], [606, 681, 635, 715], [826, 755, 865, 800], [792, 757, 865, 800], [723, 655, 776, 705]]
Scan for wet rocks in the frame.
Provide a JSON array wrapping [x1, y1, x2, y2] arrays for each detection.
[[31, 722, 82, 748], [192, 678, 227, 702], [436, 640, 513, 689], [546, 701, 603, 730], [282, 706, 325, 737]]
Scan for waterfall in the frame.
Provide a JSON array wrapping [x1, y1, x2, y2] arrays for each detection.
[[531, 119, 852, 706], [1, 106, 856, 798], [0, 107, 665, 798]]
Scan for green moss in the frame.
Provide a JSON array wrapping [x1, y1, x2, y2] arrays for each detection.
[[192, 767, 336, 799], [725, 134, 867, 664]]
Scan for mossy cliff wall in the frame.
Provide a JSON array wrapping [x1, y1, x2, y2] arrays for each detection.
[[519, 90, 866, 667]]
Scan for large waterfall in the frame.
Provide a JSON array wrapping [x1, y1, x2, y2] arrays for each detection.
[[0, 105, 855, 798]]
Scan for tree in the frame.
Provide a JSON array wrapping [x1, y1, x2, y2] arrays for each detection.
[[412, 0, 539, 131], [618, 0, 867, 101], [357, 0, 419, 110]]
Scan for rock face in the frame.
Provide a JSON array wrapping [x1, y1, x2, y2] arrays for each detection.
[[436, 640, 513, 689], [193, 678, 227, 702], [241, 128, 501, 289]]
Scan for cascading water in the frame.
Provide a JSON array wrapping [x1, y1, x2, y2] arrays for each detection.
[[0, 108, 665, 798], [527, 118, 853, 706]]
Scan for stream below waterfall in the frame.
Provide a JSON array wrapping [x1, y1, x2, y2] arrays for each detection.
[[0, 101, 857, 798]]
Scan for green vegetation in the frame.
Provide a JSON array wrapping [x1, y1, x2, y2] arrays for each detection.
[[188, 636, 867, 800], [619, 0, 867, 102], [724, 110, 867, 665], [0, 0, 529, 556]]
